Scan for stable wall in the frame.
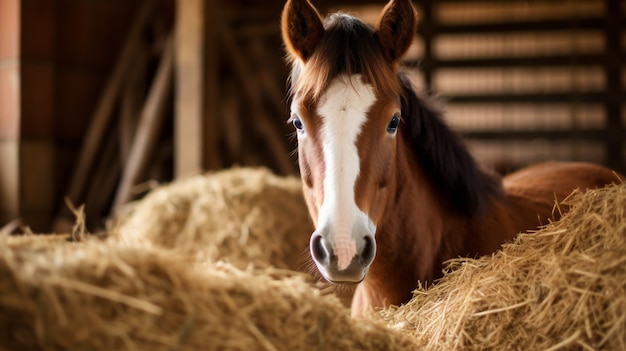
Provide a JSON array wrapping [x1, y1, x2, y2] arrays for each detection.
[[0, 0, 141, 230]]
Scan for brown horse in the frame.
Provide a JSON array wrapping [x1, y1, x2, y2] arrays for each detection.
[[281, 0, 621, 316]]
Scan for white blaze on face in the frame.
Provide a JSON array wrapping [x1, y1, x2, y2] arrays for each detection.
[[316, 74, 376, 270]]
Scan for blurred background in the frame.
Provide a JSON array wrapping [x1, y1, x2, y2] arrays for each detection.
[[0, 0, 625, 233]]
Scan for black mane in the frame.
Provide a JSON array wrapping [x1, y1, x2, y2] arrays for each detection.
[[398, 73, 503, 216]]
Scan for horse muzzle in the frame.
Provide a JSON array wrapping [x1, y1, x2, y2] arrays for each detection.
[[310, 228, 376, 284]]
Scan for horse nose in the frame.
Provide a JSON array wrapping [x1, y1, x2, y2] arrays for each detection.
[[360, 234, 376, 265], [310, 231, 376, 284], [310, 233, 330, 266]]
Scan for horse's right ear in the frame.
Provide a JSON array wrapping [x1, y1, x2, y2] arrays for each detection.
[[375, 0, 417, 64], [281, 0, 324, 62]]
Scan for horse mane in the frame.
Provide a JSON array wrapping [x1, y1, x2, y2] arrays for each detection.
[[288, 13, 400, 102], [398, 73, 504, 216]]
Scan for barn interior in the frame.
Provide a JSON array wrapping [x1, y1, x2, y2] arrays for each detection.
[[1, 0, 624, 233], [1, 1, 626, 350]]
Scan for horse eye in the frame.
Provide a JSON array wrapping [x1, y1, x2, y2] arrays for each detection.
[[387, 114, 400, 134], [292, 117, 304, 132]]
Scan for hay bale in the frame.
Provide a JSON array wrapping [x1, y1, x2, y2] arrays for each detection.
[[379, 184, 626, 350], [113, 167, 355, 307], [112, 167, 313, 270], [0, 239, 417, 350]]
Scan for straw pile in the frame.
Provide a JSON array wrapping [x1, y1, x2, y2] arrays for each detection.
[[112, 167, 314, 270], [0, 239, 417, 350], [112, 167, 354, 305], [379, 183, 626, 350]]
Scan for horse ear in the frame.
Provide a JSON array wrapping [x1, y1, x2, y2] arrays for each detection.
[[375, 0, 417, 64], [281, 0, 324, 62]]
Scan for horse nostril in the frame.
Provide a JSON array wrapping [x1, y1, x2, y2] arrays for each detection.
[[360, 235, 376, 265], [310, 234, 330, 266]]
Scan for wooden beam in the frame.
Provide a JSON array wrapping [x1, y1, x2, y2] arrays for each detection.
[[174, 0, 205, 178], [119, 46, 147, 165], [431, 18, 605, 35], [112, 35, 174, 210]]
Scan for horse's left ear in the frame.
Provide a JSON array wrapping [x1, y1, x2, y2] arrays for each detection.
[[375, 0, 417, 64]]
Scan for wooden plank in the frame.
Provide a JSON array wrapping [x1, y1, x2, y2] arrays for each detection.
[[174, 0, 205, 178], [430, 18, 605, 34], [463, 129, 609, 141], [119, 47, 147, 165], [53, 1, 155, 229], [446, 91, 612, 104], [602, 0, 624, 172], [112, 35, 174, 210], [406, 54, 608, 69]]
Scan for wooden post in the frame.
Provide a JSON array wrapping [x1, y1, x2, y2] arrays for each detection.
[[174, 0, 205, 178], [204, 0, 221, 170]]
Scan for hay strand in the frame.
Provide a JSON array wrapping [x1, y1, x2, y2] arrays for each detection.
[[64, 197, 87, 242], [48, 277, 163, 315]]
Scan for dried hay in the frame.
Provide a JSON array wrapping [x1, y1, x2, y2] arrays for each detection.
[[1, 233, 72, 248], [111, 167, 314, 270], [0, 238, 417, 350], [379, 183, 626, 350]]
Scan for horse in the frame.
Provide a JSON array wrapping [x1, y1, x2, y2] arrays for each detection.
[[280, 0, 622, 316]]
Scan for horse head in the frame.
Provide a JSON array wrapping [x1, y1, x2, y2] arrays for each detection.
[[281, 0, 417, 284]]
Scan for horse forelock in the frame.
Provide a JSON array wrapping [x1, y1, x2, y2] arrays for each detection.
[[288, 13, 400, 104]]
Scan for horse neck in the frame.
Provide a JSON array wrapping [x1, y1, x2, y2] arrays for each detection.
[[361, 134, 470, 306]]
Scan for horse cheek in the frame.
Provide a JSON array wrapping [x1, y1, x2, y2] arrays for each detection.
[[303, 186, 319, 226], [369, 187, 388, 226], [371, 139, 396, 220], [359, 155, 393, 226], [298, 140, 325, 225]]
